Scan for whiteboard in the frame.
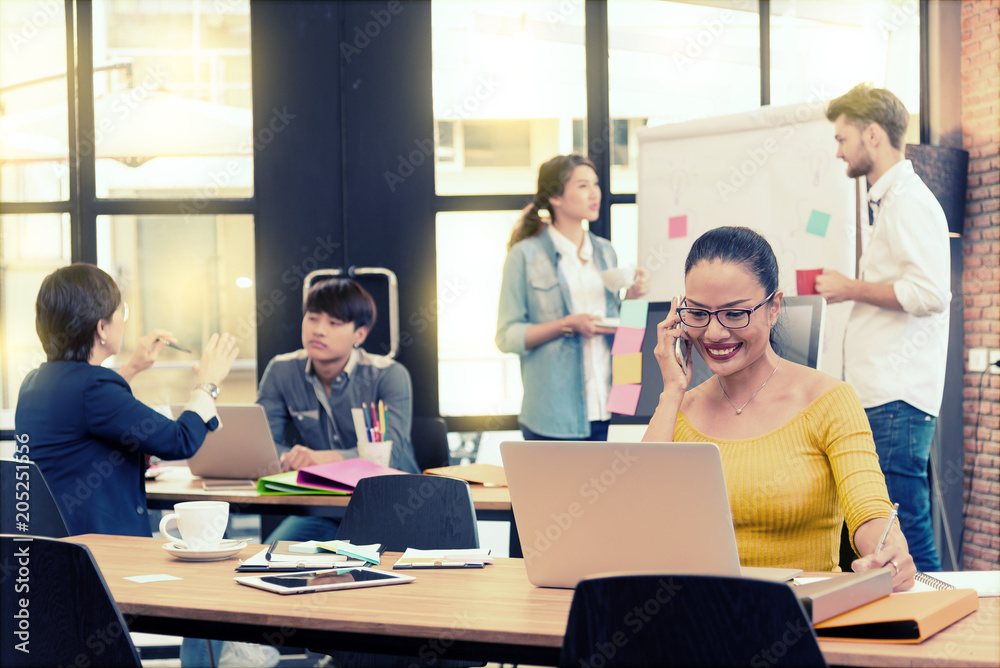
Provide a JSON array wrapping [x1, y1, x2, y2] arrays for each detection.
[[636, 102, 857, 378]]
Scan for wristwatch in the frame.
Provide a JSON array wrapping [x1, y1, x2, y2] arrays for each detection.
[[195, 383, 220, 400]]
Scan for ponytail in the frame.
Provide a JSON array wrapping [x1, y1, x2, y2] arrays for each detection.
[[507, 201, 548, 250]]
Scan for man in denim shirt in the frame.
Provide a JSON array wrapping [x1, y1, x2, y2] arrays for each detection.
[[257, 278, 418, 541]]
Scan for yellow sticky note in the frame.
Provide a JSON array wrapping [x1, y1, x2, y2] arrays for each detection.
[[612, 353, 642, 385]]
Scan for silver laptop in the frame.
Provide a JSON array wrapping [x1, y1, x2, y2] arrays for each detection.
[[170, 404, 282, 479], [500, 441, 801, 588]]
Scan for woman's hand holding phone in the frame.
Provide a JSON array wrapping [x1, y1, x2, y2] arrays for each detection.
[[653, 295, 692, 392]]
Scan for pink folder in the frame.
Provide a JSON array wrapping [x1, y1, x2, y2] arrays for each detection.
[[296, 458, 408, 492]]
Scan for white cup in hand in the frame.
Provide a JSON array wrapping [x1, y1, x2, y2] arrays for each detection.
[[600, 266, 636, 292], [158, 501, 229, 551], [358, 440, 392, 468]]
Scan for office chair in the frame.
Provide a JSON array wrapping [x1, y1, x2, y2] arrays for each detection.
[[1, 460, 70, 538], [336, 474, 479, 551], [320, 475, 482, 668], [0, 534, 142, 668], [559, 574, 827, 668], [410, 416, 451, 471]]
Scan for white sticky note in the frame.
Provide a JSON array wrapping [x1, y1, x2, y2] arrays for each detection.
[[125, 574, 182, 583]]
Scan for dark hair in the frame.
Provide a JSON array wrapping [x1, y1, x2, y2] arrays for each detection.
[[825, 83, 909, 150], [35, 263, 121, 362], [684, 226, 782, 350], [507, 153, 597, 250], [303, 278, 376, 330]]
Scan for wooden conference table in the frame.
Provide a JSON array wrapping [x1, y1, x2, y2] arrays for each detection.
[[70, 534, 999, 668], [144, 466, 522, 556]]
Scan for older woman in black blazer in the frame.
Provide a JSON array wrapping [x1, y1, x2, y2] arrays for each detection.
[[15, 263, 238, 536]]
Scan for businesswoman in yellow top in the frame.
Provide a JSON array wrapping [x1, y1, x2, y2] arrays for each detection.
[[643, 226, 915, 590]]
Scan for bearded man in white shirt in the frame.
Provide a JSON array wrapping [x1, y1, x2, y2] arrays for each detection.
[[817, 83, 950, 572]]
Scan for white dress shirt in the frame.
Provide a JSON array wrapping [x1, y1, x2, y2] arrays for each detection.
[[844, 159, 951, 416], [548, 225, 612, 422]]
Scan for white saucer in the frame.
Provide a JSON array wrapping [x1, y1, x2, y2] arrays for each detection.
[[162, 539, 248, 562]]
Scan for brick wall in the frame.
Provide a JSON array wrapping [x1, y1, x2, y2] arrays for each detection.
[[961, 0, 1000, 570]]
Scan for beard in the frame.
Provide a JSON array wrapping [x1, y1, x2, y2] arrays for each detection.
[[846, 152, 874, 179]]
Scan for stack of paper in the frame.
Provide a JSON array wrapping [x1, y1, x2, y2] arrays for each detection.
[[393, 547, 493, 569], [312, 540, 382, 565]]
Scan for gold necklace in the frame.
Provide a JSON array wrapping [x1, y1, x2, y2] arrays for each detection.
[[717, 358, 781, 415]]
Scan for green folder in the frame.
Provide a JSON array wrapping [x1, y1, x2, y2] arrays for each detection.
[[256, 471, 351, 496]]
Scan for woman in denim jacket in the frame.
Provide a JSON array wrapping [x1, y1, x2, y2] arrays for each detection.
[[496, 154, 649, 440]]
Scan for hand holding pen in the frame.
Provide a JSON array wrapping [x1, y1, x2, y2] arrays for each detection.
[[120, 328, 181, 382], [852, 501, 914, 591]]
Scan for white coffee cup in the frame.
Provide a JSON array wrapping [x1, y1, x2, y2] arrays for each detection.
[[600, 266, 636, 292], [158, 501, 229, 551], [358, 440, 392, 468]]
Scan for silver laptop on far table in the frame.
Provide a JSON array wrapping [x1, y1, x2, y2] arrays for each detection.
[[169, 404, 282, 480], [500, 441, 801, 588]]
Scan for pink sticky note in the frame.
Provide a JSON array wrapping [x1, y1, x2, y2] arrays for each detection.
[[669, 215, 688, 239], [611, 326, 645, 355], [606, 384, 642, 416]]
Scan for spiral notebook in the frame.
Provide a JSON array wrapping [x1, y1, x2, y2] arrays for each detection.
[[907, 570, 1000, 596]]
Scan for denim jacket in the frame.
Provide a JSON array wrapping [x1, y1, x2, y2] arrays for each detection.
[[495, 230, 620, 438]]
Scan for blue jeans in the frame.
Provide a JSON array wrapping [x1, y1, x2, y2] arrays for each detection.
[[520, 419, 610, 442], [866, 401, 941, 571]]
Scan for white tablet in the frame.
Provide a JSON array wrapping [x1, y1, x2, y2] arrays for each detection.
[[235, 568, 415, 595]]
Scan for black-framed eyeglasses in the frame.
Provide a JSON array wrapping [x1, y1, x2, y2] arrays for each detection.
[[676, 291, 775, 329]]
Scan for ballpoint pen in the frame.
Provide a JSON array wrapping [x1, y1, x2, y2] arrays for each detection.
[[157, 338, 192, 353], [875, 502, 899, 554]]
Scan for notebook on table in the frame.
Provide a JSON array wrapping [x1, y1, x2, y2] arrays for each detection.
[[169, 404, 282, 480], [499, 440, 802, 589]]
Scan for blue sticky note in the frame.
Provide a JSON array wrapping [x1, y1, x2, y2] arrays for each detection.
[[806, 210, 831, 237], [619, 300, 649, 330]]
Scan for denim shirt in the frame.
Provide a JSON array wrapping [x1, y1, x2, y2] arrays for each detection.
[[256, 348, 419, 473], [495, 230, 620, 438]]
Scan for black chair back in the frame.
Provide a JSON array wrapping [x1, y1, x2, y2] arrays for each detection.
[[1, 460, 70, 538], [560, 574, 827, 668], [1, 535, 141, 667], [410, 416, 451, 471], [337, 474, 479, 551]]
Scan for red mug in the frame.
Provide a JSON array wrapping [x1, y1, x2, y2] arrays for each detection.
[[796, 269, 823, 296]]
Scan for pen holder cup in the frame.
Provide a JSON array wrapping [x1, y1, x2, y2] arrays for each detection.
[[358, 440, 392, 468], [158, 501, 229, 551]]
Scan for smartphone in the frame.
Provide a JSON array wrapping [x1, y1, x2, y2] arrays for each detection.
[[671, 294, 688, 368]]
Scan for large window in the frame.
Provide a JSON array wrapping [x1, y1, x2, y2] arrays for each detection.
[[432, 0, 921, 425], [0, 0, 256, 414]]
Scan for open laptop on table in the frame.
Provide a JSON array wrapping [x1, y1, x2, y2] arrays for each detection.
[[169, 404, 282, 481], [499, 441, 801, 588]]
